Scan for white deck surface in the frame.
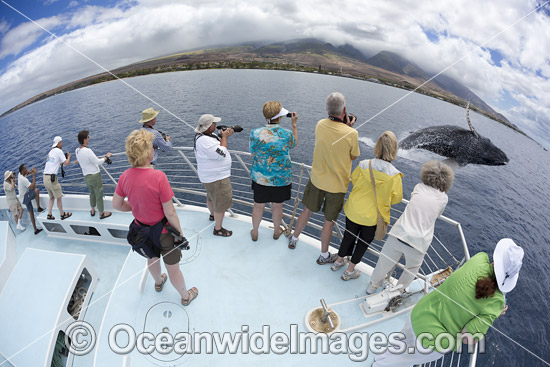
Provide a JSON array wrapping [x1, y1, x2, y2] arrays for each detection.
[[1, 204, 412, 366]]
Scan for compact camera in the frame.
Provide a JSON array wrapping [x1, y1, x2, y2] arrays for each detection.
[[104, 156, 113, 165], [216, 125, 243, 133], [344, 113, 357, 123]]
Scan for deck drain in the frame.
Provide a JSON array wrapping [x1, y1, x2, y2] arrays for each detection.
[[163, 310, 172, 318]]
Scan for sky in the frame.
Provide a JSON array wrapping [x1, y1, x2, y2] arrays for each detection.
[[1, 0, 549, 149]]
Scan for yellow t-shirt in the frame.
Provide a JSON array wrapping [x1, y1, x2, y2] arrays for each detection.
[[310, 119, 360, 193]]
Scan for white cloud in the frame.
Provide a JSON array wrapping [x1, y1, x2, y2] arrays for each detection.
[[0, 0, 549, 147], [0, 15, 65, 59], [0, 20, 9, 35]]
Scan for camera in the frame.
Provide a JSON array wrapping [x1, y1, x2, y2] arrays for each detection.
[[165, 225, 190, 250], [216, 125, 243, 133], [286, 112, 292, 118], [344, 113, 357, 123], [104, 156, 112, 165], [64, 152, 69, 159]]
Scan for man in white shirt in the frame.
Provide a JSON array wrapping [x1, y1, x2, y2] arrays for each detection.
[[75, 130, 112, 219], [43, 136, 72, 220], [194, 114, 234, 237], [18, 164, 44, 234]]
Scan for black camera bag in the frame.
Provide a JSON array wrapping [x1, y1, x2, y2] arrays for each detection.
[[127, 217, 168, 258]]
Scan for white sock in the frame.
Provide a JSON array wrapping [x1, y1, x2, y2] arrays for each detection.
[[321, 252, 329, 259], [291, 236, 298, 241]]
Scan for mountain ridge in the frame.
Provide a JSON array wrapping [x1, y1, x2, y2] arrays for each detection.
[[1, 39, 521, 134]]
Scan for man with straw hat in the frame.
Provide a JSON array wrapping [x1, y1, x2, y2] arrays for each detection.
[[139, 107, 173, 166]]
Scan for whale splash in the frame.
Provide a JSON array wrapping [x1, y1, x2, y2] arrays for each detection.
[[400, 103, 509, 166]]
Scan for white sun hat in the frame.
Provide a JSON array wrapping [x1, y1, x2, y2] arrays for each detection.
[[493, 238, 524, 293]]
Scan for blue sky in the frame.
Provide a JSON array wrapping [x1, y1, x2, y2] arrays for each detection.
[[1, 0, 549, 149]]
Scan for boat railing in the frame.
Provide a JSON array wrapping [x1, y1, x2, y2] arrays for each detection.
[[0, 146, 476, 366]]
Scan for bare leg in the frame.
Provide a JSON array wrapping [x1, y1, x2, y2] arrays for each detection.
[[206, 199, 214, 217], [34, 189, 41, 208], [16, 207, 23, 224], [292, 207, 313, 238], [147, 258, 163, 284], [48, 197, 55, 215], [166, 263, 189, 300], [320, 220, 335, 253], [56, 197, 64, 215], [214, 211, 225, 230], [29, 210, 38, 232], [272, 202, 283, 236], [251, 202, 266, 237]]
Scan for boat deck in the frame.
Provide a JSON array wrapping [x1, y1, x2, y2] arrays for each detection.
[[3, 204, 410, 366]]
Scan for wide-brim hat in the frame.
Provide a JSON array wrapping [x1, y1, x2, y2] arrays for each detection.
[[493, 238, 524, 293], [139, 107, 160, 123], [195, 114, 221, 133], [52, 136, 62, 147], [4, 170, 13, 181], [270, 106, 289, 120]]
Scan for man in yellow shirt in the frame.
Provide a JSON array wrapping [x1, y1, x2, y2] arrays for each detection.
[[288, 92, 360, 264]]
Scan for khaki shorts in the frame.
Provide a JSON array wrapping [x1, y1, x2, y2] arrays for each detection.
[[204, 177, 233, 213], [9, 202, 22, 217], [44, 174, 63, 199], [159, 232, 182, 265], [301, 180, 345, 222]]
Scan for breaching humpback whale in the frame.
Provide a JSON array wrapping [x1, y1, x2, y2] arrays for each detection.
[[400, 103, 509, 166]]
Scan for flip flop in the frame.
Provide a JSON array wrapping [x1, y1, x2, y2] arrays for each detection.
[[182, 287, 199, 306], [155, 273, 167, 292], [100, 212, 112, 220]]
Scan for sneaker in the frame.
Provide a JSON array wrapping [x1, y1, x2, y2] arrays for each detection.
[[342, 270, 361, 281], [16, 223, 25, 231], [330, 259, 347, 271], [316, 253, 338, 265], [366, 283, 379, 295], [288, 237, 298, 249]]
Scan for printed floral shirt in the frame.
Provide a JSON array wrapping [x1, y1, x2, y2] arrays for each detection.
[[249, 125, 296, 187]]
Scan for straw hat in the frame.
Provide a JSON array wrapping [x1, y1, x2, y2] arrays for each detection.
[[4, 170, 13, 181], [139, 107, 160, 123]]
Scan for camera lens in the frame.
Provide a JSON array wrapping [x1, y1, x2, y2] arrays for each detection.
[[286, 113, 292, 118]]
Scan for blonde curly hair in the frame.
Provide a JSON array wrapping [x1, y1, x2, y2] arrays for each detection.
[[421, 160, 454, 193], [374, 131, 398, 162], [125, 129, 154, 167]]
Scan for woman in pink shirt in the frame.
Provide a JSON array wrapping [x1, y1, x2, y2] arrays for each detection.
[[112, 129, 198, 306]]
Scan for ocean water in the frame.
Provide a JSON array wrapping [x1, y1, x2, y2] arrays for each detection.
[[1, 69, 549, 366]]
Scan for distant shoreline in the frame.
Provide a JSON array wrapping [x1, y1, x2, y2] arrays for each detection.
[[0, 59, 527, 138]]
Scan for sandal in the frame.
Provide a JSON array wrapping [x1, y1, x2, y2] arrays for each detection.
[[273, 227, 283, 240], [47, 214, 55, 220], [155, 273, 167, 292], [213, 227, 232, 237], [181, 287, 198, 306], [100, 212, 112, 220], [209, 215, 215, 221], [90, 209, 95, 217], [250, 230, 258, 242], [60, 212, 72, 220]]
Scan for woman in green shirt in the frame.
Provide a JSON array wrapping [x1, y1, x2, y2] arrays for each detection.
[[373, 238, 524, 367]]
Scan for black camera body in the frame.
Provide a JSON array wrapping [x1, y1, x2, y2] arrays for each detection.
[[104, 156, 112, 165], [64, 152, 69, 159], [286, 112, 292, 118], [165, 225, 190, 250], [344, 113, 357, 123], [216, 125, 243, 133]]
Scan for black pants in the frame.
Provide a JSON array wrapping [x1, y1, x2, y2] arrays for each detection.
[[338, 216, 376, 264]]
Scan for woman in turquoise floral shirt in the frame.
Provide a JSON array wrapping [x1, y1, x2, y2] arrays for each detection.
[[249, 101, 298, 241]]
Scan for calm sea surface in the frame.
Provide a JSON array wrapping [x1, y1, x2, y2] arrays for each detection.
[[1, 69, 549, 366]]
